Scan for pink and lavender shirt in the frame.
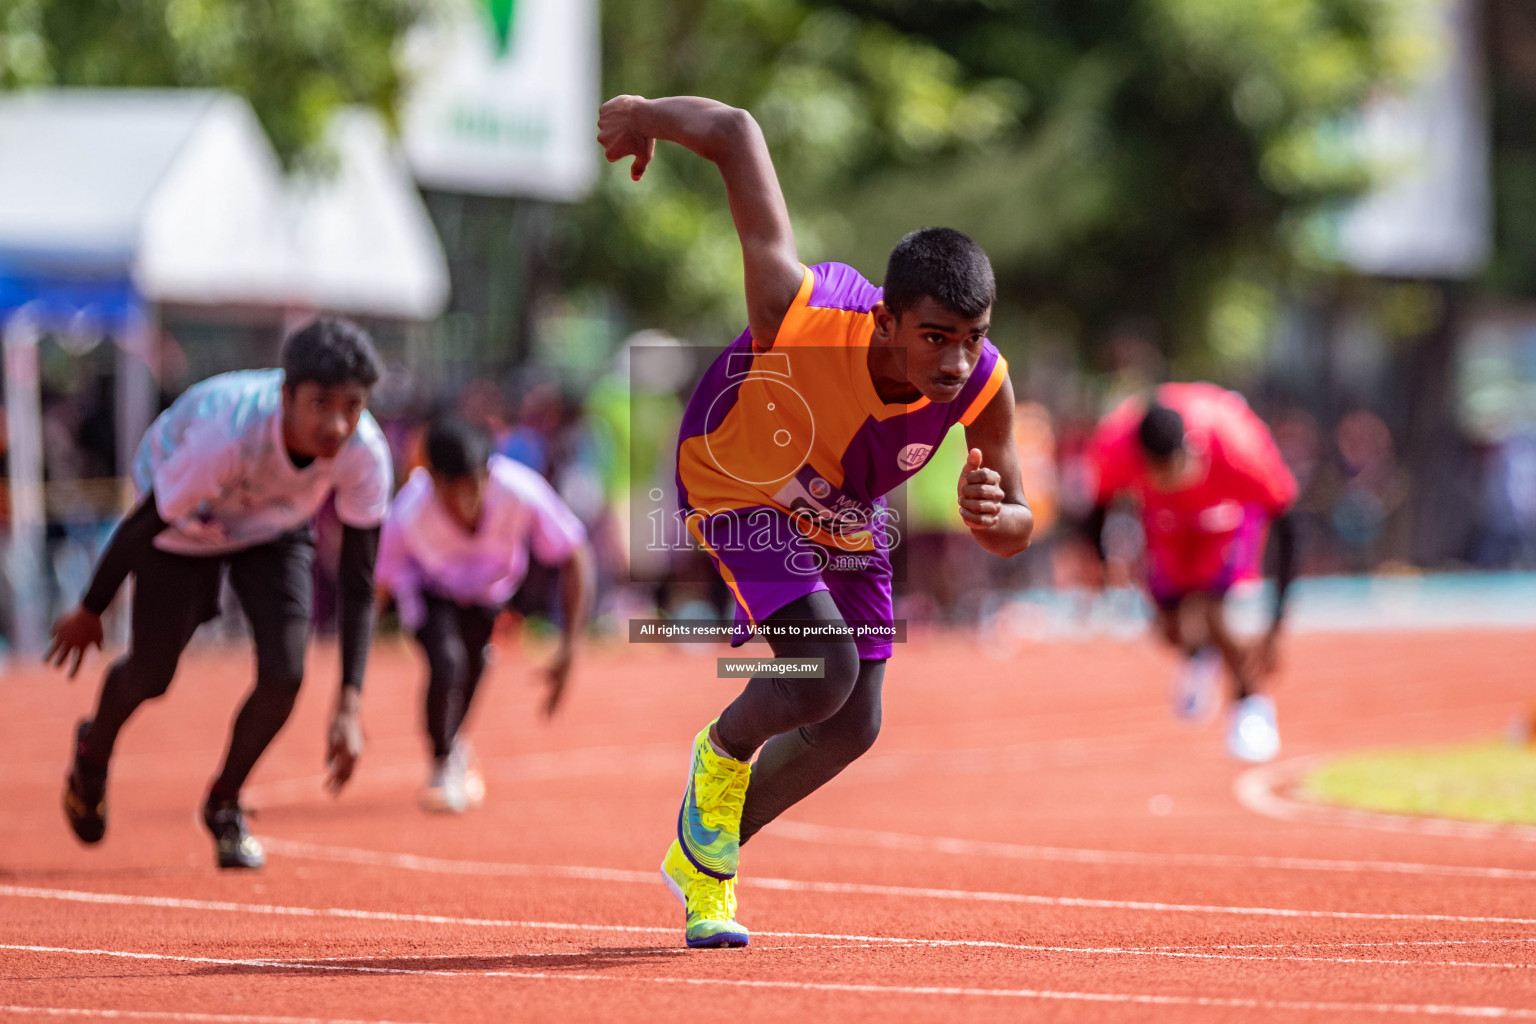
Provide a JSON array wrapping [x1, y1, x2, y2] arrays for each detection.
[[377, 454, 587, 631]]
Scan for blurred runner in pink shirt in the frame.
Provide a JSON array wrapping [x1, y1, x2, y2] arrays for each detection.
[[377, 414, 593, 812]]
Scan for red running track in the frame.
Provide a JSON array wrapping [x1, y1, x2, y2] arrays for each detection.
[[3, 627, 1536, 1023]]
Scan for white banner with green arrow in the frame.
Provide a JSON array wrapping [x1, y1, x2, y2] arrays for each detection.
[[400, 0, 599, 200]]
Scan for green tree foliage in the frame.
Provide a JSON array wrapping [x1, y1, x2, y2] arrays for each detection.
[[573, 0, 1425, 371], [1484, 0, 1536, 299], [570, 0, 1026, 340], [0, 0, 419, 163]]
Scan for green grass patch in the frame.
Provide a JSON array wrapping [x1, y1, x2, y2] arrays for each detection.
[[1303, 742, 1536, 826]]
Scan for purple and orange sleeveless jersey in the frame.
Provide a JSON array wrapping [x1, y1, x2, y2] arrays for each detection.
[[674, 262, 1007, 653]]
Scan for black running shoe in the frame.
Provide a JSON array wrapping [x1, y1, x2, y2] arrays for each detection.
[[63, 720, 107, 844], [202, 797, 265, 870]]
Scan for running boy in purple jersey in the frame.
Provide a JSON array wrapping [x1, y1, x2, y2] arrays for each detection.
[[598, 94, 1035, 947], [47, 319, 393, 870], [376, 415, 593, 814]]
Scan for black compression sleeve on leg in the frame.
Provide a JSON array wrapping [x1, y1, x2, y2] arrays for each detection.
[[82, 546, 224, 770], [212, 532, 315, 800], [210, 618, 308, 801], [418, 596, 466, 760], [337, 525, 380, 692], [418, 600, 497, 760], [738, 658, 886, 844], [81, 494, 168, 616], [449, 604, 499, 742], [713, 591, 862, 761], [1083, 503, 1109, 562], [80, 659, 139, 771], [1268, 511, 1297, 629]]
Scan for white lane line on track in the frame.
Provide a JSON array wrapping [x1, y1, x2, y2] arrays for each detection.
[[242, 744, 681, 803], [840, 733, 1173, 782], [272, 951, 692, 961], [766, 820, 1536, 881], [237, 948, 1536, 972], [257, 946, 864, 962], [0, 887, 672, 937], [6, 889, 1536, 967], [6, 946, 1536, 1019], [1235, 758, 1536, 843], [253, 839, 1536, 925], [244, 733, 1168, 806], [260, 839, 658, 884], [0, 1006, 430, 1024], [238, 730, 1211, 807], [1144, 938, 1536, 953]]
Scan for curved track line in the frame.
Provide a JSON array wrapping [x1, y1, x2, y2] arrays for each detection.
[[6, 946, 1536, 1019], [1235, 757, 1536, 842]]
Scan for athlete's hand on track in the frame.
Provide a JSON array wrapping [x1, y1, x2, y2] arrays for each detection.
[[324, 696, 364, 795], [958, 448, 1005, 530], [47, 606, 103, 679], [597, 95, 656, 181], [542, 644, 573, 718]]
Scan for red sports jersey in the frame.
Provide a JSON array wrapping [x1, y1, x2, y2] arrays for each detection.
[[1087, 383, 1298, 594]]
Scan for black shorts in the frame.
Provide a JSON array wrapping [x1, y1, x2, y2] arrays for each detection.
[[131, 529, 315, 666]]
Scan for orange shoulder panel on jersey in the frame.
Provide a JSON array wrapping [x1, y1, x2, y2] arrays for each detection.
[[678, 266, 879, 513], [774, 265, 867, 350], [959, 355, 1009, 427]]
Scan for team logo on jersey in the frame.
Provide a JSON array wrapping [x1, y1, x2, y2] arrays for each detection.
[[896, 443, 933, 472], [808, 477, 831, 500]]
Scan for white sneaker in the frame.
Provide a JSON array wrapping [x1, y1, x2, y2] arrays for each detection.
[[1226, 695, 1281, 763], [1505, 704, 1536, 746], [451, 738, 486, 809], [1171, 647, 1222, 723], [420, 754, 468, 814]]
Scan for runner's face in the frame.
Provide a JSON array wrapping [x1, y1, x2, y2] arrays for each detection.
[[882, 297, 991, 402], [432, 471, 489, 532], [282, 382, 368, 459]]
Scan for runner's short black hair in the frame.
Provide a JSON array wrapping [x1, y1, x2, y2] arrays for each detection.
[[1138, 402, 1185, 463], [282, 318, 384, 391], [883, 227, 995, 319], [425, 414, 491, 480]]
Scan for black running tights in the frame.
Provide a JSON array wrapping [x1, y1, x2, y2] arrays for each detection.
[[80, 532, 313, 804], [713, 592, 885, 845], [416, 594, 499, 760]]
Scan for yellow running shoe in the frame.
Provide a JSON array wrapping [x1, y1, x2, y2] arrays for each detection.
[[676, 720, 751, 879], [661, 839, 749, 948]]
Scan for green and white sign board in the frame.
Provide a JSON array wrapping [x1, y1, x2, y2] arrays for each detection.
[[401, 0, 598, 201]]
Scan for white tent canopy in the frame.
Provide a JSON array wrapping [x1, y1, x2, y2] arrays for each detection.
[[0, 89, 451, 657], [0, 88, 449, 319]]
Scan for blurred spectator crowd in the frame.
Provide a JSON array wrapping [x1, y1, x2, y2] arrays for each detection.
[[4, 321, 1536, 657]]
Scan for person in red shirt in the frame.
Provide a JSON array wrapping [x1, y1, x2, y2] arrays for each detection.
[[1083, 383, 1298, 761]]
